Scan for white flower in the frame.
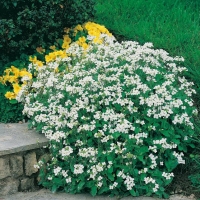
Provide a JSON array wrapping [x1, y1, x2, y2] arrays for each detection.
[[73, 164, 84, 175], [124, 175, 135, 190], [59, 146, 73, 158], [54, 166, 62, 176], [66, 177, 72, 183], [78, 147, 97, 158], [162, 172, 174, 180]]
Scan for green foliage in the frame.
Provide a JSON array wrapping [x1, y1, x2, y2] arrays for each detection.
[[189, 154, 200, 190], [0, 0, 95, 68], [22, 32, 197, 197], [0, 83, 25, 123]]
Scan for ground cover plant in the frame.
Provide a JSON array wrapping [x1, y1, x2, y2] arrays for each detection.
[[15, 22, 198, 198]]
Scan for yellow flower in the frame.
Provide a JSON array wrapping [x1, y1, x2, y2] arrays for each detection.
[[45, 55, 51, 63], [13, 83, 21, 95], [11, 66, 20, 77], [0, 76, 3, 83], [29, 56, 37, 63], [63, 35, 72, 44], [62, 42, 70, 49], [4, 68, 12, 76], [88, 29, 100, 38], [81, 43, 89, 50], [78, 36, 86, 43], [19, 70, 27, 77], [50, 45, 56, 51], [19, 69, 32, 79], [45, 52, 56, 63], [93, 37, 103, 44], [8, 76, 18, 84], [5, 91, 16, 100], [83, 22, 112, 37], [74, 24, 83, 31], [59, 51, 68, 58], [3, 75, 11, 83], [35, 60, 43, 67], [54, 67, 59, 73], [83, 21, 93, 30]]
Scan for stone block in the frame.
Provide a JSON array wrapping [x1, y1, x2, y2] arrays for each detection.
[[24, 152, 38, 176], [0, 157, 11, 179], [10, 155, 23, 177], [20, 177, 35, 191], [39, 153, 51, 163], [0, 177, 19, 195]]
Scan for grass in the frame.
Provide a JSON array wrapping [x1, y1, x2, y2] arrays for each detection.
[[93, 0, 200, 198]]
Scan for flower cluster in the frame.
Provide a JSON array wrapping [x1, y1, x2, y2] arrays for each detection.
[[18, 30, 197, 198], [0, 65, 32, 100]]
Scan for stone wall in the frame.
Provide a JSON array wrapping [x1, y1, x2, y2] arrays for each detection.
[[0, 148, 49, 196]]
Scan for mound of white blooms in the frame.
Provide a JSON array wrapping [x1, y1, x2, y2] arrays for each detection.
[[17, 34, 197, 198]]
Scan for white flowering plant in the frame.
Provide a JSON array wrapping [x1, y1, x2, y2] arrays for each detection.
[[18, 31, 198, 198]]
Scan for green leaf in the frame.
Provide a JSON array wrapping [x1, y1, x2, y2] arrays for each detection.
[[138, 155, 145, 164], [9, 99, 18, 104], [138, 146, 148, 154], [135, 127, 140, 133], [107, 172, 114, 181], [114, 103, 121, 111], [77, 181, 85, 191], [189, 143, 195, 148], [91, 185, 97, 196], [51, 184, 58, 193], [162, 192, 170, 199], [107, 154, 115, 161], [98, 186, 108, 194], [160, 130, 170, 137], [112, 132, 121, 139], [130, 189, 136, 196], [108, 166, 113, 173], [178, 144, 187, 152], [13, 2, 17, 7], [86, 181, 93, 188], [165, 159, 178, 171], [172, 139, 180, 145]]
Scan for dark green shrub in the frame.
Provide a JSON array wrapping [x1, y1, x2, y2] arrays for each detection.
[[0, 84, 25, 123], [0, 0, 95, 69]]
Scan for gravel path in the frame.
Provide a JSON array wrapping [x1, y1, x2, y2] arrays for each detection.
[[1, 189, 196, 200]]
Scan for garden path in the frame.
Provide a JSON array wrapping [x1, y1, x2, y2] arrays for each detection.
[[1, 188, 196, 200]]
